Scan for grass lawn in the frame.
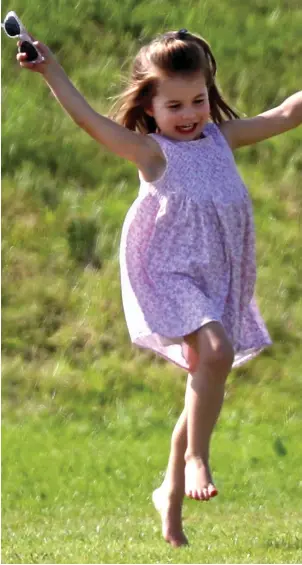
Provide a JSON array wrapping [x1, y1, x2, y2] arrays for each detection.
[[2, 375, 302, 564]]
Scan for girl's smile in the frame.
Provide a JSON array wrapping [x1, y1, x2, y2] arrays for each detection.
[[175, 123, 198, 135]]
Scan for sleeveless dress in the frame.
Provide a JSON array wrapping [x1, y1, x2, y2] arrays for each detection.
[[119, 122, 272, 371]]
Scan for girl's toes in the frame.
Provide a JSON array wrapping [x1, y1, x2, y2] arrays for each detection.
[[203, 488, 210, 501], [194, 490, 201, 501], [208, 484, 218, 498]]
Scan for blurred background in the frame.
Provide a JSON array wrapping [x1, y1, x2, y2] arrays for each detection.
[[2, 1, 302, 563]]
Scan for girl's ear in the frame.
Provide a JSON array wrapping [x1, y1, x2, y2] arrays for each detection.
[[145, 105, 154, 117]]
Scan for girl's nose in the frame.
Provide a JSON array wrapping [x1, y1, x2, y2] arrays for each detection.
[[180, 108, 197, 121]]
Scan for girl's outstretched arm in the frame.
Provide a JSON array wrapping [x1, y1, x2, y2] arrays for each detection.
[[16, 40, 164, 177], [220, 91, 302, 150]]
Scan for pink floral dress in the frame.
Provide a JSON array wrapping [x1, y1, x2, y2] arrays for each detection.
[[119, 122, 272, 371]]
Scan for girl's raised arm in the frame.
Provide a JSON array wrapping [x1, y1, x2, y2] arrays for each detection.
[[220, 91, 302, 150], [17, 40, 163, 176]]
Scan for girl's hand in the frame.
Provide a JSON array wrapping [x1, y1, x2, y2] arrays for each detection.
[[16, 39, 58, 75]]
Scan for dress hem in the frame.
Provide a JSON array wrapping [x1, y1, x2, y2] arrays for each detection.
[[132, 336, 272, 372]]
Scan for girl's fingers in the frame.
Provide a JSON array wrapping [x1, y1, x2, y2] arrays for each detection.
[[16, 40, 53, 71], [16, 52, 44, 72], [17, 39, 52, 59], [16, 53, 34, 69], [16, 52, 27, 61]]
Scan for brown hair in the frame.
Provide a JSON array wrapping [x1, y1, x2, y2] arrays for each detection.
[[110, 30, 240, 133]]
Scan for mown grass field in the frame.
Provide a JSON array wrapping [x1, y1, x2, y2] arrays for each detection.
[[2, 0, 302, 563]]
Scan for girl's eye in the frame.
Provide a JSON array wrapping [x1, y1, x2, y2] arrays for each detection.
[[168, 100, 205, 110]]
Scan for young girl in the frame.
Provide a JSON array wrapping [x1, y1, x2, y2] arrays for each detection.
[[17, 29, 301, 548]]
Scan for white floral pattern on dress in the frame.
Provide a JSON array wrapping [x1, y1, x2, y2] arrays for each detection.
[[119, 122, 272, 371]]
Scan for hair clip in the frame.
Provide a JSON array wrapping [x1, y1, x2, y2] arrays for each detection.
[[177, 28, 188, 39]]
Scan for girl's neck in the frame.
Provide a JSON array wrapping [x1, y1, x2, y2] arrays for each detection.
[[156, 128, 207, 141]]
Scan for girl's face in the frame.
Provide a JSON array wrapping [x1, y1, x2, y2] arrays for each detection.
[[146, 71, 210, 141]]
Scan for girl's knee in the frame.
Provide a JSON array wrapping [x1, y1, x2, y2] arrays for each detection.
[[206, 338, 234, 372], [196, 322, 234, 373], [183, 322, 234, 374]]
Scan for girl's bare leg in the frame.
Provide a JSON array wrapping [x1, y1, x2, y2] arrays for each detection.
[[152, 406, 188, 547], [152, 322, 233, 545], [184, 322, 234, 500], [152, 367, 204, 546]]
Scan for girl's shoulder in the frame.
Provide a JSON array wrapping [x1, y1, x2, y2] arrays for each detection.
[[207, 122, 234, 152], [205, 122, 227, 142]]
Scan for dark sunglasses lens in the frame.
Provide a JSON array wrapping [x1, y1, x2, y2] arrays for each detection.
[[19, 41, 38, 61], [5, 16, 20, 36]]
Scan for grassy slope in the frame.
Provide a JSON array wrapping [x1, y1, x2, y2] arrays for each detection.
[[2, 0, 302, 562]]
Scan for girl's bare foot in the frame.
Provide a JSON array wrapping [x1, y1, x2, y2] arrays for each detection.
[[185, 456, 218, 501], [152, 486, 189, 547]]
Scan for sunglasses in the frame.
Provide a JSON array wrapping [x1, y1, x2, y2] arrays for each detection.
[[1, 11, 44, 63]]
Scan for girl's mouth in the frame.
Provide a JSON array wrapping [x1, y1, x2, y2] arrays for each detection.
[[176, 123, 198, 134]]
